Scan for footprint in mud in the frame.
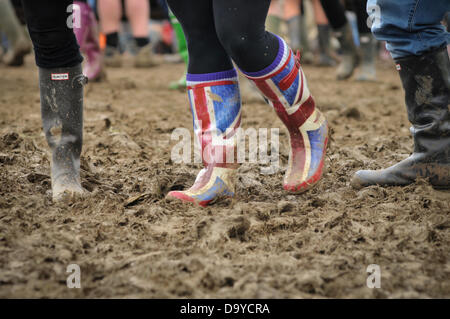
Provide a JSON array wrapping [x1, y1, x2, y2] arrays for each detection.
[[227, 216, 251, 241], [1, 132, 22, 149]]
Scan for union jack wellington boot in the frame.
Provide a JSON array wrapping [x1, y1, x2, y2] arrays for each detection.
[[243, 36, 328, 192], [166, 69, 242, 207]]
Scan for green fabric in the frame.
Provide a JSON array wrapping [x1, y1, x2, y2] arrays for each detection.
[[169, 73, 187, 90]]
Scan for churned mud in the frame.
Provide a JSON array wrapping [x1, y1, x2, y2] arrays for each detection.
[[0, 55, 449, 298]]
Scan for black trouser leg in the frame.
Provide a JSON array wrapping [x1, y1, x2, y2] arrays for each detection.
[[320, 0, 347, 30], [166, 0, 233, 74], [212, 0, 278, 73], [167, 0, 279, 74], [349, 0, 371, 34], [21, 0, 85, 200], [21, 0, 83, 68]]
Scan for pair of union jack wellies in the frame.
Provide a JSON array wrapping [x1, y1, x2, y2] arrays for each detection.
[[167, 36, 329, 207]]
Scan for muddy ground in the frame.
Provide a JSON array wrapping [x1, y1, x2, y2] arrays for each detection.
[[0, 54, 449, 299]]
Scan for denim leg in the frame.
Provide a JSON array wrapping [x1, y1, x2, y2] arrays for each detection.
[[367, 0, 450, 59]]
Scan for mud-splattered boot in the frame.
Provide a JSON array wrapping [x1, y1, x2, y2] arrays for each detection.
[[243, 37, 328, 192], [39, 64, 87, 201], [297, 14, 314, 65], [166, 69, 241, 206], [104, 45, 122, 68], [352, 46, 450, 189], [134, 43, 157, 68], [286, 15, 301, 53], [335, 22, 359, 80], [355, 33, 377, 82], [73, 1, 105, 81], [0, 0, 31, 66], [317, 24, 336, 67]]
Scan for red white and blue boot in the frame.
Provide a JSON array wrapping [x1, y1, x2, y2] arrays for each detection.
[[243, 36, 328, 192], [166, 69, 241, 207]]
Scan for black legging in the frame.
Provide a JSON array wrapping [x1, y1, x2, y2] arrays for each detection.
[[345, 0, 371, 34], [320, 0, 370, 34], [166, 0, 279, 74], [21, 0, 82, 68], [320, 0, 347, 30]]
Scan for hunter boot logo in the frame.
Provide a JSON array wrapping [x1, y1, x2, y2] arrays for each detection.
[[51, 73, 69, 80]]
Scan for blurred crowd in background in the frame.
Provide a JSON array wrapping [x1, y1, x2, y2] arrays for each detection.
[[1, 0, 449, 89]]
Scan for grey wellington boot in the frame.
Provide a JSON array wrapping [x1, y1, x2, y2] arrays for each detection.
[[335, 22, 359, 80], [286, 15, 301, 52], [317, 24, 336, 67], [355, 33, 377, 82], [39, 64, 87, 201], [0, 0, 31, 66], [297, 14, 314, 64], [351, 46, 450, 189]]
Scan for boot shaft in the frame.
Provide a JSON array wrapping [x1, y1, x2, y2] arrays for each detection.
[[186, 69, 242, 167], [243, 38, 313, 131], [359, 33, 377, 66], [395, 46, 450, 154], [286, 16, 301, 51], [39, 64, 86, 199], [317, 24, 331, 54], [39, 65, 86, 154], [335, 22, 357, 55]]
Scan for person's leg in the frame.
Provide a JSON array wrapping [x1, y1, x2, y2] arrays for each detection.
[[98, 0, 121, 36], [446, 12, 450, 56], [0, 0, 31, 66], [214, 0, 328, 192], [313, 0, 336, 66], [352, 0, 450, 189], [165, 0, 241, 207], [22, 0, 86, 200], [368, 0, 449, 59], [125, 0, 155, 67], [297, 0, 314, 64], [320, 0, 359, 79], [214, 0, 279, 72], [97, 0, 123, 66], [353, 0, 377, 81], [266, 0, 283, 36], [125, 0, 148, 39], [284, 0, 302, 52]]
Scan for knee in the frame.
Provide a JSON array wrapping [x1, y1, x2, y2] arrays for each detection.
[[216, 24, 254, 64], [29, 28, 82, 68]]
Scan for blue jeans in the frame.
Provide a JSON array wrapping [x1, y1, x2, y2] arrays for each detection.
[[367, 0, 450, 59]]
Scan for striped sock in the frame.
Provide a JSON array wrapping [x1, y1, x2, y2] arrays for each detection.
[[186, 69, 238, 87]]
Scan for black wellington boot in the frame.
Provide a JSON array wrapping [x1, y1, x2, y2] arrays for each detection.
[[39, 64, 87, 200], [335, 22, 359, 80], [352, 46, 450, 189]]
